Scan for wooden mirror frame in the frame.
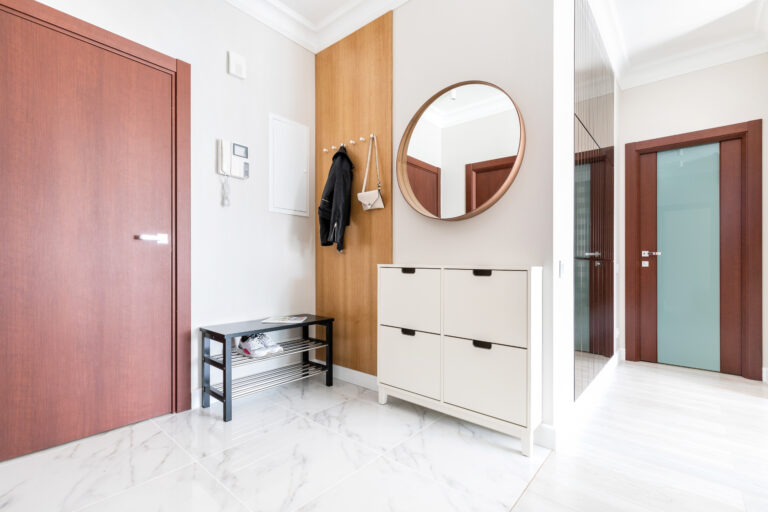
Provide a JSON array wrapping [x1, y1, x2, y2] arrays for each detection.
[[396, 80, 526, 221]]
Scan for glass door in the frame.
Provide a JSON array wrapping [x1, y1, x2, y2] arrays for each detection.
[[656, 143, 720, 371]]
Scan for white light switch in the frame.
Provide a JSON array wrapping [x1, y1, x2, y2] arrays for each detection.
[[227, 51, 247, 79]]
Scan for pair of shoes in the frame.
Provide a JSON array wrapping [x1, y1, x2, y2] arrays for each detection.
[[237, 333, 284, 358]]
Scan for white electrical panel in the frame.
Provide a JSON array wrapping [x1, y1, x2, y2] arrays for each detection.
[[269, 113, 309, 216], [217, 139, 250, 180]]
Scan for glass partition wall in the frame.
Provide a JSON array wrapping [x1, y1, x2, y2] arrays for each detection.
[[574, 0, 615, 399]]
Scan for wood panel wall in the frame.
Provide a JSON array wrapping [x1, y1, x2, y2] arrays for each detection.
[[315, 13, 393, 375]]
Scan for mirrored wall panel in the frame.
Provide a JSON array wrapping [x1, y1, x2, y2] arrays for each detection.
[[574, 0, 615, 399]]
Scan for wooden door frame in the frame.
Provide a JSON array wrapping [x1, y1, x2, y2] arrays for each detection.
[[406, 156, 441, 217], [1, 0, 192, 409], [465, 155, 517, 213], [625, 120, 762, 380]]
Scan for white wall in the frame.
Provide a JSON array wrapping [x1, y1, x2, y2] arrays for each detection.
[[394, 0, 574, 439], [38, 0, 317, 401], [441, 110, 521, 217], [408, 117, 442, 167], [617, 52, 768, 372]]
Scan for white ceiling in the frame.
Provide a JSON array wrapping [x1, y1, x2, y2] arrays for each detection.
[[224, 0, 408, 53], [589, 0, 768, 88]]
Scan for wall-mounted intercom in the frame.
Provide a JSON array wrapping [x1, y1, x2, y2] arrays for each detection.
[[217, 139, 250, 179]]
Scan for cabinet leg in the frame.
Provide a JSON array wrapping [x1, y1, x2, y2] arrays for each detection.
[[521, 431, 533, 457], [378, 388, 388, 405], [202, 335, 210, 408]]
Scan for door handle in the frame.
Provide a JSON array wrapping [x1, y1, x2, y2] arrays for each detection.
[[135, 233, 169, 245], [641, 250, 661, 257], [584, 252, 601, 257]]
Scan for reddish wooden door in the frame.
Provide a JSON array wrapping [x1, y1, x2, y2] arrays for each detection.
[[407, 156, 440, 216], [575, 149, 614, 358], [0, 7, 174, 460], [625, 122, 762, 379], [465, 156, 516, 213]]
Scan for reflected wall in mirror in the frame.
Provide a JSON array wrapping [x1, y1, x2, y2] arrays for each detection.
[[397, 82, 525, 220]]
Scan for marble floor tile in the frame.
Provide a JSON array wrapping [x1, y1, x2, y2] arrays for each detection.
[[153, 391, 296, 459], [310, 395, 441, 452], [387, 417, 549, 511], [200, 415, 378, 511], [298, 456, 482, 512], [268, 377, 371, 415], [77, 463, 249, 512], [0, 421, 192, 512]]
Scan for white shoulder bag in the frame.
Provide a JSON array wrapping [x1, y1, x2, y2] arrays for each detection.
[[357, 134, 384, 210]]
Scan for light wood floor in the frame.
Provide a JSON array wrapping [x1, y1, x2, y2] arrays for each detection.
[[514, 360, 768, 512]]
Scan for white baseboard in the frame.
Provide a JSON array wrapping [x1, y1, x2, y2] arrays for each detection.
[[763, 367, 767, 383], [329, 364, 378, 391], [534, 423, 556, 450]]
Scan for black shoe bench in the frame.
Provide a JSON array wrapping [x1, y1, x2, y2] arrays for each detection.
[[200, 315, 334, 421]]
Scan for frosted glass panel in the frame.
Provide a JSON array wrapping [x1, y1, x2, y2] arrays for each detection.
[[657, 143, 720, 371]]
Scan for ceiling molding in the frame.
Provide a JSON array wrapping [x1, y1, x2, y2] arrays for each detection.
[[224, 0, 409, 54], [620, 31, 768, 89], [588, 0, 768, 90]]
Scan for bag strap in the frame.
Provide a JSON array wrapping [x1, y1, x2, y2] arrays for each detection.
[[361, 134, 381, 193]]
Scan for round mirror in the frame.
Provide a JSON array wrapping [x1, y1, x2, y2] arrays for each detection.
[[397, 81, 525, 220]]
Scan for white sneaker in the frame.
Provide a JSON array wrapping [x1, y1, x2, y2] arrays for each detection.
[[238, 335, 269, 358], [259, 333, 284, 355]]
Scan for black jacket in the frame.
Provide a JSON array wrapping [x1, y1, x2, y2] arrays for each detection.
[[318, 146, 353, 252]]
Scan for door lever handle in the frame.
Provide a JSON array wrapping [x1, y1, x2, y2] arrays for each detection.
[[135, 233, 169, 245], [584, 252, 601, 257], [641, 250, 661, 257]]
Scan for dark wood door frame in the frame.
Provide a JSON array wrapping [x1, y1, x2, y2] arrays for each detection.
[[465, 155, 517, 212], [406, 156, 441, 217], [0, 0, 191, 410], [625, 120, 762, 380]]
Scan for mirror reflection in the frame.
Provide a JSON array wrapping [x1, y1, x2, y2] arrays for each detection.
[[403, 83, 522, 220]]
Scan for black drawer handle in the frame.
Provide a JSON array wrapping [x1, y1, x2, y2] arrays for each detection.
[[401, 267, 416, 274], [472, 269, 492, 276], [401, 328, 416, 336], [472, 340, 492, 350]]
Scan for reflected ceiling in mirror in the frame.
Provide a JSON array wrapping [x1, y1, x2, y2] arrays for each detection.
[[397, 81, 525, 220]]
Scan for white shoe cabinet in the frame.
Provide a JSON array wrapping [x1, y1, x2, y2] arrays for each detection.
[[377, 265, 542, 456]]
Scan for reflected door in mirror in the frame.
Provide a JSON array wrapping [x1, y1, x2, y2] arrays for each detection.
[[407, 156, 441, 217], [465, 156, 516, 213]]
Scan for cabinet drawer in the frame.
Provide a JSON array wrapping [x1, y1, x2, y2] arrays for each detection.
[[443, 336, 527, 425], [443, 269, 527, 347], [379, 267, 440, 333], [378, 326, 440, 400]]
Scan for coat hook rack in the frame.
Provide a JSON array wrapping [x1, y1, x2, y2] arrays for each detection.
[[321, 133, 374, 154]]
